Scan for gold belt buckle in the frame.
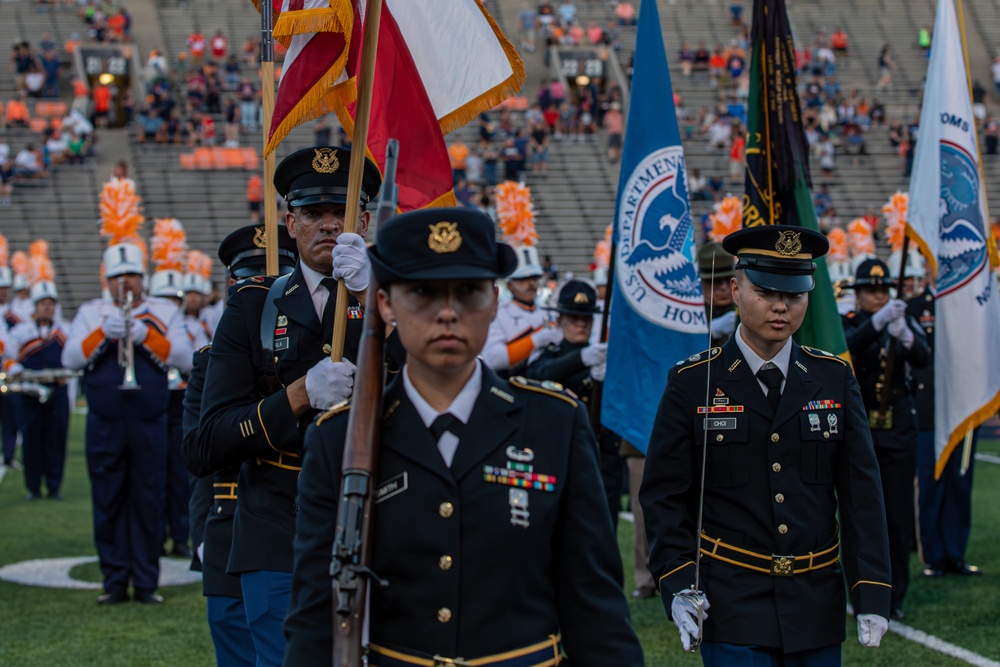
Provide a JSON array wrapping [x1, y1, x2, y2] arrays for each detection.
[[770, 554, 794, 577], [433, 657, 471, 667]]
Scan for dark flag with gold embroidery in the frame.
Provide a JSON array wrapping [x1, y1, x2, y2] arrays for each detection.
[[743, 0, 848, 357]]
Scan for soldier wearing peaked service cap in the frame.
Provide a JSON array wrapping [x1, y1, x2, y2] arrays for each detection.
[[641, 224, 892, 665], [285, 208, 644, 666], [196, 145, 402, 667], [842, 256, 930, 622]]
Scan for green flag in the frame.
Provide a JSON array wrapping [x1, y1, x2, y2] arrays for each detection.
[[743, 0, 849, 356]]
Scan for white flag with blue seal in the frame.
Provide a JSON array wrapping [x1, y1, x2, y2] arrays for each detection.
[[907, 0, 1000, 477], [601, 0, 706, 454]]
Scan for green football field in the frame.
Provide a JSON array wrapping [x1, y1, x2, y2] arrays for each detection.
[[1, 413, 998, 666]]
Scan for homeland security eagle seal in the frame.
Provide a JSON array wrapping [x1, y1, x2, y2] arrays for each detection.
[[616, 146, 706, 332], [937, 143, 987, 296]]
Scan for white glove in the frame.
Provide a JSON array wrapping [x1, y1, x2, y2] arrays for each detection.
[[196, 542, 204, 564], [580, 342, 608, 367], [5, 362, 24, 378], [671, 591, 710, 652], [130, 318, 149, 345], [530, 326, 563, 349], [331, 232, 371, 293], [712, 310, 737, 338], [304, 357, 357, 410], [589, 361, 606, 382], [857, 613, 889, 648], [887, 317, 914, 348], [102, 314, 127, 340], [871, 299, 906, 331]]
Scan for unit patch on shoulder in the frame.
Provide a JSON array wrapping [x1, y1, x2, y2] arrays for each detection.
[[509, 376, 578, 407], [801, 346, 848, 365]]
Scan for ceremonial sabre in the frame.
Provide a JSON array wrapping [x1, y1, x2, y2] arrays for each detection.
[[674, 252, 715, 652]]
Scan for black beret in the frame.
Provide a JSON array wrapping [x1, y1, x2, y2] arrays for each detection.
[[273, 146, 381, 208], [369, 208, 518, 284], [218, 224, 298, 278], [850, 257, 894, 289], [553, 280, 601, 316], [722, 224, 829, 293]]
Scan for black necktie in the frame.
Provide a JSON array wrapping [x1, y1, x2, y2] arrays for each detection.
[[429, 413, 464, 441], [321, 277, 338, 328], [757, 365, 784, 412]]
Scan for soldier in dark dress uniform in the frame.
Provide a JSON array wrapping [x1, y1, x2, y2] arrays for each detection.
[[284, 208, 644, 667], [184, 224, 297, 667], [842, 257, 930, 621], [907, 287, 983, 579], [641, 225, 892, 666], [197, 146, 390, 667], [525, 279, 623, 533]]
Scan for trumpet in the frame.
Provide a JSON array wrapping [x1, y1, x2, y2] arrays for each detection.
[[117, 286, 142, 391], [16, 368, 82, 384], [0, 373, 53, 404]]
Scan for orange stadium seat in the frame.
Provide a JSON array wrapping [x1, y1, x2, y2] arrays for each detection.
[[34, 101, 67, 119], [29, 118, 49, 133]]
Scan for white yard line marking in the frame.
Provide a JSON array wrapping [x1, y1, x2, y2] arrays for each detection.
[[0, 465, 7, 486], [974, 452, 1000, 465], [887, 621, 1000, 667]]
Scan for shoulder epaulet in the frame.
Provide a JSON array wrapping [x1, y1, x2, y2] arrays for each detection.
[[508, 376, 578, 407], [801, 346, 848, 366], [315, 399, 351, 426], [235, 275, 275, 292], [676, 347, 722, 374], [197, 344, 212, 354]]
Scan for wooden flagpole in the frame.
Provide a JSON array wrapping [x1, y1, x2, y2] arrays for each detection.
[[330, 0, 384, 361], [261, 0, 278, 275]]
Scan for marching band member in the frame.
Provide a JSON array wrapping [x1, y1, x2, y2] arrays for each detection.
[[62, 242, 192, 605]]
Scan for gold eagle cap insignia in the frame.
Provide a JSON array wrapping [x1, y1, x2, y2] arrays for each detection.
[[428, 222, 463, 254], [775, 230, 802, 256], [253, 226, 267, 249], [311, 148, 340, 174], [573, 292, 589, 304], [870, 265, 885, 277]]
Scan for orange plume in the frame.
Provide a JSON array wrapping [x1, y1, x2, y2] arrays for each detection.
[[707, 195, 742, 242], [495, 182, 538, 247], [0, 233, 8, 268], [826, 228, 848, 263], [186, 250, 214, 280], [27, 240, 55, 286], [151, 218, 189, 272], [594, 224, 612, 269], [847, 218, 876, 257], [881, 191, 908, 252], [99, 177, 145, 245], [11, 250, 28, 277]]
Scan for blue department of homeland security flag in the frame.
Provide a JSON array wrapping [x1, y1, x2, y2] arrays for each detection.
[[906, 0, 1000, 478], [601, 0, 707, 454]]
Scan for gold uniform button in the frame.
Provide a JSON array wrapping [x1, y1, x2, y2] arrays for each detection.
[[439, 502, 454, 518], [439, 555, 453, 571], [437, 608, 452, 623], [823, 431, 830, 439], [770, 433, 779, 443], [778, 524, 788, 535], [775, 493, 784, 503], [772, 462, 781, 473], [716, 434, 724, 442]]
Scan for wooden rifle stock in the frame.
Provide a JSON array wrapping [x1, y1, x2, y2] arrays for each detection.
[[876, 234, 911, 422], [330, 138, 399, 666]]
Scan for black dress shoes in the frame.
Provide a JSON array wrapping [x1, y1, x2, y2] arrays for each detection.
[[946, 560, 982, 576], [97, 587, 129, 605], [170, 543, 193, 559], [134, 589, 164, 605], [889, 607, 906, 621], [923, 562, 946, 577], [631, 587, 656, 600]]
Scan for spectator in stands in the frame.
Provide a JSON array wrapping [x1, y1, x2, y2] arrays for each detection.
[[454, 178, 473, 206], [615, 1, 637, 26], [314, 117, 332, 145], [707, 114, 732, 150], [237, 78, 259, 132], [93, 83, 112, 127], [813, 184, 833, 217], [223, 99, 240, 147], [146, 49, 169, 84], [586, 21, 604, 46], [247, 174, 263, 223], [0, 141, 8, 166], [5, 94, 30, 128], [984, 115, 998, 156], [728, 125, 746, 179], [558, 0, 577, 27], [518, 2, 536, 53], [45, 129, 68, 166], [972, 81, 987, 121], [729, 0, 743, 26], [831, 28, 849, 54], [679, 41, 694, 77], [543, 255, 559, 282], [64, 32, 81, 57], [501, 136, 524, 181], [223, 55, 240, 90], [65, 130, 89, 164], [188, 28, 207, 64], [10, 42, 36, 95], [604, 101, 624, 163], [449, 138, 470, 183], [919, 25, 932, 51], [242, 35, 258, 66], [816, 133, 836, 177], [706, 173, 725, 202], [0, 157, 12, 205], [39, 48, 61, 98], [530, 122, 550, 174], [708, 46, 726, 89], [693, 42, 710, 72], [481, 140, 500, 187], [478, 112, 497, 143], [526, 102, 544, 131], [24, 62, 45, 98], [14, 145, 45, 179], [876, 45, 895, 90], [688, 168, 711, 201], [542, 103, 560, 137], [199, 112, 217, 146], [211, 30, 229, 62], [107, 9, 127, 42], [136, 108, 163, 144]]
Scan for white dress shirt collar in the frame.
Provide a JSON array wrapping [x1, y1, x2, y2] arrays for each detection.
[[402, 361, 483, 467], [733, 324, 792, 391]]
